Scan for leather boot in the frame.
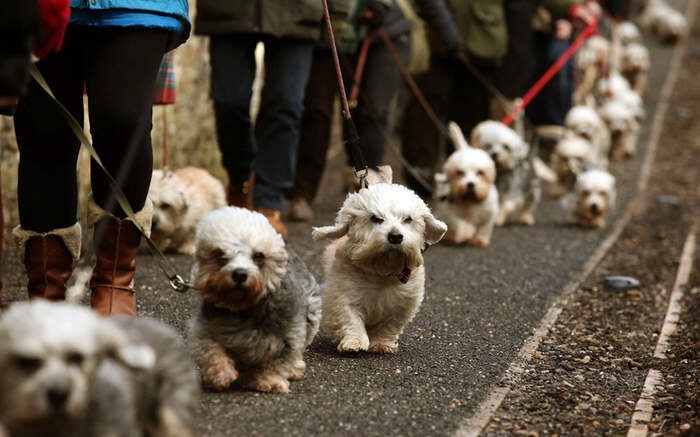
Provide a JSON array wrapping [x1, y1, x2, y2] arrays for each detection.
[[227, 173, 255, 209], [256, 208, 288, 238], [13, 223, 81, 301], [90, 216, 142, 316]]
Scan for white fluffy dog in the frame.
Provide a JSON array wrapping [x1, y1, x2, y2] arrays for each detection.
[[432, 122, 499, 245], [639, 0, 688, 43], [598, 99, 640, 160], [621, 42, 650, 95], [567, 168, 616, 228], [188, 207, 321, 393], [564, 105, 611, 168], [549, 134, 595, 197], [470, 120, 540, 227], [149, 166, 226, 255], [312, 182, 447, 354], [574, 35, 609, 104], [0, 301, 199, 437], [618, 21, 642, 45]]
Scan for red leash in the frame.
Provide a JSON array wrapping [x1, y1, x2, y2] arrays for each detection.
[[502, 20, 598, 126], [349, 35, 372, 108]]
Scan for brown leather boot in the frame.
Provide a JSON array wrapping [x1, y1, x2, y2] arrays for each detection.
[[227, 173, 255, 209], [256, 208, 288, 238], [13, 223, 81, 301], [90, 216, 142, 316]]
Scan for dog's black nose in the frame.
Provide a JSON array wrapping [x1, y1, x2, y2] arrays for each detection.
[[47, 387, 69, 410], [590, 203, 600, 214], [466, 181, 475, 191], [388, 232, 403, 244], [231, 269, 248, 284], [152, 215, 159, 228], [491, 152, 499, 161]]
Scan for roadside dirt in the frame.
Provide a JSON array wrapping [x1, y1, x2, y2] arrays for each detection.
[[483, 13, 700, 437]]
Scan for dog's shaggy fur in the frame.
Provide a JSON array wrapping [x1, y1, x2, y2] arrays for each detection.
[[639, 0, 688, 43], [0, 301, 199, 437], [566, 168, 616, 228], [470, 120, 540, 227], [549, 134, 596, 197], [598, 98, 640, 160], [149, 166, 226, 255], [313, 182, 446, 354], [188, 207, 321, 393], [564, 105, 611, 168]]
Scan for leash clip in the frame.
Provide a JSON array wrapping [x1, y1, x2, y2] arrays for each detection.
[[355, 166, 369, 189], [168, 274, 189, 293]]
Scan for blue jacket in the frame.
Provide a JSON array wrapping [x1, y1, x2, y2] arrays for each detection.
[[70, 0, 190, 49]]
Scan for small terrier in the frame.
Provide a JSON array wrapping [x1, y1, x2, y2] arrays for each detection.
[[639, 0, 688, 43], [620, 42, 650, 95], [566, 168, 616, 228], [549, 134, 596, 197], [598, 99, 640, 160], [564, 105, 611, 168], [312, 181, 446, 354], [149, 166, 226, 255], [0, 301, 199, 437], [188, 207, 321, 393], [470, 120, 540, 227]]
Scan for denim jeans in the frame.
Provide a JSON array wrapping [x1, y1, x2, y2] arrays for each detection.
[[209, 34, 314, 210], [527, 33, 574, 126]]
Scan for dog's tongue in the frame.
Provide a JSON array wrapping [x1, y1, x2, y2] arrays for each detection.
[[398, 267, 411, 284]]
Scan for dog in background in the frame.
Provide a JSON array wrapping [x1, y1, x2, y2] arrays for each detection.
[[470, 120, 540, 227], [639, 0, 688, 43], [313, 180, 446, 354], [149, 166, 226, 255], [565, 168, 616, 228], [564, 105, 611, 168], [188, 207, 321, 393], [620, 42, 650, 95], [549, 134, 595, 197], [0, 300, 199, 437], [598, 99, 640, 160]]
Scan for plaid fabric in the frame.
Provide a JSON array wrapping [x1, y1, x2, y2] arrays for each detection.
[[153, 52, 176, 105]]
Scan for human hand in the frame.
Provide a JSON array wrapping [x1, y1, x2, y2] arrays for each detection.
[[568, 3, 598, 29]]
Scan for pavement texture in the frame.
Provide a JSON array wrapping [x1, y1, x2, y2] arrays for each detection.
[[0, 1, 695, 435]]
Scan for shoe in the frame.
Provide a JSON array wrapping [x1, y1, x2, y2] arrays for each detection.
[[227, 173, 255, 209], [288, 197, 314, 222], [256, 208, 288, 238]]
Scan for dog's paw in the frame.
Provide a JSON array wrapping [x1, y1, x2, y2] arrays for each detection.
[[519, 211, 535, 226], [368, 340, 398, 354], [286, 360, 306, 381], [469, 236, 490, 247], [248, 372, 290, 394], [337, 335, 369, 353], [204, 364, 238, 391], [177, 242, 196, 255]]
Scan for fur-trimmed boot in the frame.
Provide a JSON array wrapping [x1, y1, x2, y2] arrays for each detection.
[[89, 198, 152, 316], [13, 223, 81, 300]]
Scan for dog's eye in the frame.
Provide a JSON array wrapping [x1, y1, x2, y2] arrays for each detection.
[[252, 251, 266, 266], [210, 248, 228, 265], [455, 170, 465, 178], [370, 215, 384, 224], [582, 190, 591, 196], [477, 170, 485, 177], [503, 144, 511, 152], [403, 216, 413, 224], [66, 352, 84, 366], [160, 202, 172, 210], [14, 356, 42, 372]]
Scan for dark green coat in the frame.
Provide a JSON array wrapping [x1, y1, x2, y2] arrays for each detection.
[[195, 0, 349, 41]]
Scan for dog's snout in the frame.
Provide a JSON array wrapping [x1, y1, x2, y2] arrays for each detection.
[[466, 181, 475, 191], [490, 152, 499, 161], [47, 387, 70, 410], [388, 232, 404, 245], [152, 215, 159, 228], [590, 203, 600, 214], [231, 269, 248, 284]]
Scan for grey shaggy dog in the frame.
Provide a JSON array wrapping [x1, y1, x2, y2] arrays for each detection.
[[188, 207, 321, 394]]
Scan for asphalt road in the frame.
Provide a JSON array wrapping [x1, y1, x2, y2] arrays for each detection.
[[0, 4, 686, 435]]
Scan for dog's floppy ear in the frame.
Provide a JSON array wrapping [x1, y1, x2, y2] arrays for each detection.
[[448, 121, 469, 150], [517, 140, 531, 160], [375, 165, 393, 183], [97, 321, 155, 370], [423, 211, 447, 245]]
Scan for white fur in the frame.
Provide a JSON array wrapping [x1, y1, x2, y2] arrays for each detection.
[[564, 105, 611, 168], [639, 0, 688, 43], [567, 168, 617, 228], [598, 99, 640, 160], [313, 183, 446, 354], [621, 42, 650, 95], [618, 21, 642, 45], [149, 166, 226, 255], [549, 134, 596, 197]]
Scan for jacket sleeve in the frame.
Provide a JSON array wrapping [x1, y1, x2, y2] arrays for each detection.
[[538, 0, 583, 20], [414, 0, 461, 50]]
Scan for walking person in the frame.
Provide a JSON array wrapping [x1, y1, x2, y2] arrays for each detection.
[[196, 1, 340, 237], [12, 0, 190, 316]]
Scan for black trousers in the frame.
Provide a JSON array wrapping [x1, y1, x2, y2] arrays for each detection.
[[13, 26, 167, 232]]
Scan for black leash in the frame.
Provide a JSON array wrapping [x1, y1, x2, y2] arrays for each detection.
[[321, 0, 368, 188]]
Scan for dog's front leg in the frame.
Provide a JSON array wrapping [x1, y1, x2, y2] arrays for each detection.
[[367, 323, 403, 354], [190, 337, 238, 391], [471, 218, 495, 247], [247, 368, 290, 393], [335, 308, 370, 353]]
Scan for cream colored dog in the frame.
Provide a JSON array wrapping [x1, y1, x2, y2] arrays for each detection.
[[312, 182, 446, 354], [149, 166, 226, 255], [598, 99, 640, 160], [566, 168, 616, 228], [639, 0, 688, 43], [564, 105, 611, 168], [621, 42, 650, 95], [432, 122, 499, 245], [549, 134, 595, 197]]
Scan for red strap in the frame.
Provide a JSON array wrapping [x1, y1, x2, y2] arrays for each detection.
[[501, 20, 598, 126]]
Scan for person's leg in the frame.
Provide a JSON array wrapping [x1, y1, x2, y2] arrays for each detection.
[[84, 27, 168, 316], [253, 36, 314, 234], [287, 48, 337, 204], [209, 35, 258, 206], [12, 28, 85, 300], [351, 36, 410, 167]]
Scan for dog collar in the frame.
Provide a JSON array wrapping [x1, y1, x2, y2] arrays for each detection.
[[398, 267, 412, 284]]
